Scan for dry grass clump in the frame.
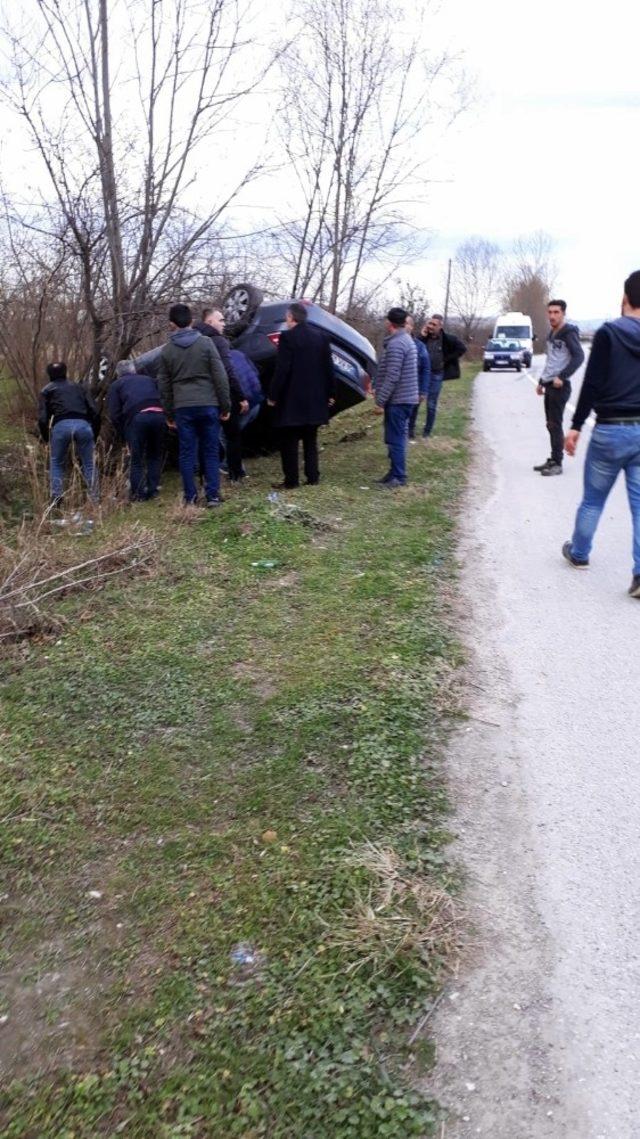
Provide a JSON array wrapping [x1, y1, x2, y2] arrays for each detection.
[[329, 841, 460, 975], [0, 520, 157, 645]]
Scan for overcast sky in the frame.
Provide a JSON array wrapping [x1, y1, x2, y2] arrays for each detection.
[[421, 0, 640, 320]]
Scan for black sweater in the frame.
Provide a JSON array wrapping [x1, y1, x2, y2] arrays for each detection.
[[572, 317, 640, 430]]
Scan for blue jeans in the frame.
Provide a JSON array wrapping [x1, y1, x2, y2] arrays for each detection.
[[126, 411, 166, 500], [383, 403, 414, 483], [424, 371, 444, 436], [570, 424, 640, 573], [50, 418, 97, 501], [174, 406, 220, 503]]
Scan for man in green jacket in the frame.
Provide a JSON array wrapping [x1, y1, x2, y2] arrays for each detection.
[[158, 303, 231, 506]]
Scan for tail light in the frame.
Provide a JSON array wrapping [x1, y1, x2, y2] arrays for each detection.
[[267, 332, 280, 347], [362, 373, 372, 393]]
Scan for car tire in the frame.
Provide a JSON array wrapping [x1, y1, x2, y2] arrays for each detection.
[[483, 363, 491, 372], [221, 283, 264, 334], [515, 364, 522, 372], [524, 354, 532, 368]]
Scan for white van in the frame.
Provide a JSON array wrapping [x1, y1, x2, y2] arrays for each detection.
[[493, 312, 534, 367]]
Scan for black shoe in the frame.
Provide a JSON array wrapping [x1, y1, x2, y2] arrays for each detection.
[[379, 478, 406, 490], [373, 475, 392, 485], [629, 575, 640, 598], [304, 479, 319, 486], [206, 495, 223, 508], [533, 458, 554, 471], [541, 462, 562, 476], [562, 541, 589, 569], [272, 481, 299, 490]]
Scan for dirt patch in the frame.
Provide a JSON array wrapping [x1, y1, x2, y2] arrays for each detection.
[[231, 660, 276, 700]]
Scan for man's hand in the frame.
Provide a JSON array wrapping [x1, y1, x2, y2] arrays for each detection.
[[420, 394, 427, 403], [373, 404, 384, 416], [552, 377, 563, 389], [220, 411, 230, 422], [267, 399, 276, 408], [536, 384, 544, 396], [166, 419, 176, 429], [239, 400, 249, 415], [564, 429, 580, 456]]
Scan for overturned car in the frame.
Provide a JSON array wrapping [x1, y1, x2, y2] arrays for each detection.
[[133, 285, 377, 445]]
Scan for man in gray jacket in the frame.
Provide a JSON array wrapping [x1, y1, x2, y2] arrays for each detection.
[[534, 299, 584, 476], [158, 303, 231, 506], [373, 307, 419, 487]]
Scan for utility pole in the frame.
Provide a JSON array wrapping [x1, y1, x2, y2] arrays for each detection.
[[443, 258, 452, 323]]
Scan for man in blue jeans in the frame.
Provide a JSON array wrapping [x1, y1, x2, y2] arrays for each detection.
[[38, 361, 101, 505], [563, 269, 640, 598], [419, 314, 467, 440], [107, 360, 166, 500], [373, 307, 418, 488], [158, 303, 231, 506]]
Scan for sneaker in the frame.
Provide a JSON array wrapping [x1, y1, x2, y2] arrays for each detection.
[[206, 496, 223, 508], [541, 462, 562, 476], [533, 458, 554, 471], [379, 478, 405, 490], [628, 575, 640, 598], [562, 541, 589, 569]]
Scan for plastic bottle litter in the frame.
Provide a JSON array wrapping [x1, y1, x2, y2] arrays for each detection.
[[230, 943, 256, 967], [250, 559, 279, 571], [266, 492, 281, 503]]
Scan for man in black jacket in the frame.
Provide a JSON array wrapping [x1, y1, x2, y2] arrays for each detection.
[[107, 361, 166, 501], [419, 315, 467, 438], [268, 303, 336, 489], [194, 307, 249, 481], [563, 270, 640, 597], [38, 362, 101, 504], [535, 300, 585, 476]]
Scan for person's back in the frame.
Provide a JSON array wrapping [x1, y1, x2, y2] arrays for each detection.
[[37, 362, 100, 505], [108, 370, 162, 437], [229, 348, 264, 408], [271, 320, 335, 427]]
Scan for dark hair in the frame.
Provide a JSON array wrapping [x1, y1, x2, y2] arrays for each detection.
[[202, 305, 214, 320], [548, 299, 567, 313], [386, 307, 408, 327], [169, 303, 192, 328], [46, 361, 67, 381], [624, 271, 640, 309], [430, 313, 444, 322], [288, 302, 308, 324]]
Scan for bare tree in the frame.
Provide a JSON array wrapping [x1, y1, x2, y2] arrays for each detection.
[[502, 230, 557, 340], [0, 0, 278, 393], [448, 237, 502, 342], [276, 0, 463, 315]]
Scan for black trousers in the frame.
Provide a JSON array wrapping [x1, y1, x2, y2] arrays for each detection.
[[279, 425, 319, 487], [222, 410, 244, 479], [544, 381, 571, 464]]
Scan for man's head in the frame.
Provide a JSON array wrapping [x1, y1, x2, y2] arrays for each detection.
[[202, 306, 225, 333], [424, 314, 443, 338], [115, 359, 136, 378], [622, 271, 640, 315], [547, 299, 567, 330], [169, 302, 192, 329], [405, 314, 415, 334], [385, 306, 408, 334], [46, 362, 67, 382], [286, 302, 309, 329]]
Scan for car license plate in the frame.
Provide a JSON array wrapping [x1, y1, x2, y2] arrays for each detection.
[[332, 352, 355, 376]]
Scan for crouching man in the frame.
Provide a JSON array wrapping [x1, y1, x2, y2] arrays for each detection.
[[38, 361, 101, 506]]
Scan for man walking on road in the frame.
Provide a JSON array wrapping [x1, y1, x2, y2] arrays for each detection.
[[158, 304, 230, 507], [373, 307, 419, 488], [419, 314, 466, 440], [268, 302, 336, 489], [563, 270, 640, 598], [534, 300, 584, 476]]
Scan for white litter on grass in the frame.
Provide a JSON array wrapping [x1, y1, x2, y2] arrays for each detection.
[[87, 890, 103, 900], [0, 1016, 9, 1026]]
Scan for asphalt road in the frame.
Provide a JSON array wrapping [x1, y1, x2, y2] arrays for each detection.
[[427, 358, 640, 1139]]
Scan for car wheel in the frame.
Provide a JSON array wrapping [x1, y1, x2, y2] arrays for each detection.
[[221, 283, 264, 332], [515, 364, 522, 372], [483, 363, 491, 372]]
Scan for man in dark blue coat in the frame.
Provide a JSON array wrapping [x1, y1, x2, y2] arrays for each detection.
[[108, 360, 166, 500], [268, 303, 336, 489]]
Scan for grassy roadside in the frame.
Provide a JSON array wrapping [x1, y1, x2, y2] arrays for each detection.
[[1, 367, 475, 1138]]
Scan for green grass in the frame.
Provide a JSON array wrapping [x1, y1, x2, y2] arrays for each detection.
[[0, 369, 474, 1138]]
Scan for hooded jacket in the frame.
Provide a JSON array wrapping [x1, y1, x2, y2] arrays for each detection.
[[37, 379, 101, 443], [193, 321, 244, 409], [572, 316, 640, 430], [158, 329, 230, 419], [540, 322, 584, 384]]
